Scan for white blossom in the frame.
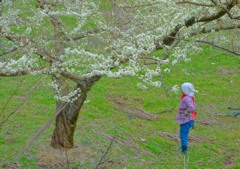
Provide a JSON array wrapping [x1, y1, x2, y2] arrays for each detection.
[[172, 85, 179, 93], [0, 0, 239, 102], [164, 68, 170, 73], [137, 83, 148, 90]]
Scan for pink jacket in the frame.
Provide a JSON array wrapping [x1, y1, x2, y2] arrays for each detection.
[[176, 95, 195, 124]]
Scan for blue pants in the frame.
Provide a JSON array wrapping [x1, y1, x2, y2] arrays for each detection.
[[180, 120, 194, 147]]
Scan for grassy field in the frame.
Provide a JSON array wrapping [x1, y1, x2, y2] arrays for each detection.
[[0, 46, 240, 169]]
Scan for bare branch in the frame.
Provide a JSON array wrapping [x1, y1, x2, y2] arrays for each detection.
[[176, 1, 214, 7], [167, 35, 240, 57], [195, 40, 240, 56], [210, 0, 234, 19], [190, 24, 240, 35], [0, 78, 25, 118], [233, 15, 240, 20], [159, 73, 169, 97], [0, 77, 45, 128], [95, 137, 115, 169], [17, 103, 67, 158]]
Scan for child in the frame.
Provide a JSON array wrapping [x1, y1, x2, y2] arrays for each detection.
[[176, 82, 197, 154]]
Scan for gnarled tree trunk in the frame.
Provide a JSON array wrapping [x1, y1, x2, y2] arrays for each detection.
[[50, 93, 86, 149], [50, 75, 101, 149]]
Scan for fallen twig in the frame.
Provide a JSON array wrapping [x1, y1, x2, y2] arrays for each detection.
[[154, 108, 174, 114], [195, 119, 220, 126], [228, 107, 240, 111], [214, 111, 240, 117], [96, 137, 115, 169], [17, 103, 67, 158], [103, 134, 153, 157]]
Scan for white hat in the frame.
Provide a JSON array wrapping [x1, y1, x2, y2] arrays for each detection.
[[181, 82, 197, 97]]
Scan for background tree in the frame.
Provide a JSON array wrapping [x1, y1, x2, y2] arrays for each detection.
[[0, 0, 239, 149]]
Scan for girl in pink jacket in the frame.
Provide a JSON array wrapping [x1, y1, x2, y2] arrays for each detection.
[[176, 82, 197, 154]]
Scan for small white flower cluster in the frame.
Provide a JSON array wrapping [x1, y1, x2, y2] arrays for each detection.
[[171, 85, 179, 93], [108, 67, 138, 78], [0, 54, 39, 75], [51, 81, 82, 103], [82, 63, 139, 79], [58, 88, 81, 103], [141, 78, 162, 88], [25, 27, 32, 35], [0, 8, 20, 33], [164, 68, 170, 73], [138, 67, 162, 88], [122, 45, 138, 56], [171, 43, 202, 65], [159, 59, 169, 65], [60, 47, 112, 76], [135, 33, 156, 55], [137, 83, 148, 90]]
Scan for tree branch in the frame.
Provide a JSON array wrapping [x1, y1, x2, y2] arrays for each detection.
[[112, 1, 158, 9], [233, 15, 240, 20], [189, 24, 240, 36], [95, 137, 115, 169], [176, 1, 214, 7], [0, 71, 28, 76], [60, 72, 84, 83], [195, 40, 240, 56], [186, 4, 233, 26], [155, 0, 237, 50], [0, 47, 18, 56], [167, 35, 240, 57], [0, 68, 44, 77], [17, 103, 67, 158], [4, 33, 22, 42], [0, 77, 44, 128], [69, 28, 104, 41], [0, 78, 25, 118], [210, 0, 234, 19]]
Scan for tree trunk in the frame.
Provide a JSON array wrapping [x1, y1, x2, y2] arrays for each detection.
[[50, 92, 87, 149], [50, 75, 101, 149]]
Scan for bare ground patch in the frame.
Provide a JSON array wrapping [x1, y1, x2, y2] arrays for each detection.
[[217, 66, 240, 75], [36, 146, 93, 168], [223, 155, 236, 168], [195, 119, 219, 126], [2, 162, 19, 169], [217, 67, 231, 75]]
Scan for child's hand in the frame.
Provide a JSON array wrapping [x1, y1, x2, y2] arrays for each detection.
[[184, 110, 191, 116]]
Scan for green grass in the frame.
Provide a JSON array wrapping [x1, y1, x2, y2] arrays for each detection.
[[1, 2, 240, 167], [1, 46, 240, 168]]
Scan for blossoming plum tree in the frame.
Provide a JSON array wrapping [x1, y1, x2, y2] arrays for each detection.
[[0, 0, 239, 148]]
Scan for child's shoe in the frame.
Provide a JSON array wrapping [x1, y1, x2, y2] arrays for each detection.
[[181, 146, 188, 154]]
